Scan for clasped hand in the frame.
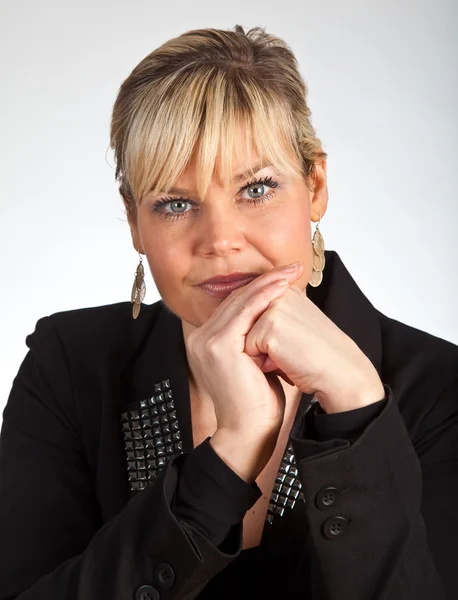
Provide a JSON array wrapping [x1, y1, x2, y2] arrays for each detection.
[[186, 261, 385, 443], [245, 262, 385, 414]]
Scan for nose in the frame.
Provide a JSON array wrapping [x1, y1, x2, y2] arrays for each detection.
[[196, 203, 246, 257]]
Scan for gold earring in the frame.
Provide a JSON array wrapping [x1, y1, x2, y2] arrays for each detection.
[[131, 250, 146, 319], [309, 214, 325, 287]]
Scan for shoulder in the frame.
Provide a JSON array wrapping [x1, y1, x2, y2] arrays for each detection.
[[379, 311, 458, 384], [6, 302, 164, 454], [25, 300, 163, 369], [377, 311, 458, 437]]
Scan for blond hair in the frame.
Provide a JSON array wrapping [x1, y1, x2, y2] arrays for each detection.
[[109, 24, 327, 223]]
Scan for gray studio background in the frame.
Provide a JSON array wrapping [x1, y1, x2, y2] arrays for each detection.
[[1, 0, 457, 420]]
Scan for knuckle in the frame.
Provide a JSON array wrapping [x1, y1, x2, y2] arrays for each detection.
[[187, 331, 206, 362], [239, 302, 251, 316], [185, 336, 196, 357], [266, 320, 278, 343], [186, 342, 199, 364], [262, 281, 281, 297], [187, 330, 199, 350], [268, 296, 282, 308], [205, 335, 223, 357]]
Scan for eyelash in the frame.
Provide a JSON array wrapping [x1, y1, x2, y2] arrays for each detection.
[[149, 176, 280, 221]]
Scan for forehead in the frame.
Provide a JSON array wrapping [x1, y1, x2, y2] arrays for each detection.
[[184, 141, 262, 178], [177, 160, 273, 188], [157, 162, 276, 198], [144, 118, 303, 201]]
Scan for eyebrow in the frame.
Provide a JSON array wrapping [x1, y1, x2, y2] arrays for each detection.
[[155, 162, 273, 197], [232, 162, 272, 183]]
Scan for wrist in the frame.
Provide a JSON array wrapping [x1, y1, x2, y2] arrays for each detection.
[[210, 427, 278, 483], [315, 378, 386, 414]]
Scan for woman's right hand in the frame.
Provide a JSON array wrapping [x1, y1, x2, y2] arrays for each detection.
[[185, 261, 304, 482]]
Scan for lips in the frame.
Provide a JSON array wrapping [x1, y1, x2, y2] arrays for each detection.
[[199, 272, 260, 285], [199, 276, 257, 298]]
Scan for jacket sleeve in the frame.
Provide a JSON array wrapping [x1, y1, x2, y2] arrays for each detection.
[[0, 316, 243, 600], [290, 381, 458, 600], [307, 395, 387, 443], [173, 402, 387, 547], [173, 437, 262, 547]]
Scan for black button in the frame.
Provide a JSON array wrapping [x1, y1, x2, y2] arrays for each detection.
[[316, 486, 340, 510], [155, 562, 176, 590], [322, 516, 349, 539], [134, 585, 160, 600]]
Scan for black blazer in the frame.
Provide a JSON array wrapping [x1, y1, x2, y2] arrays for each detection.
[[1, 249, 457, 600]]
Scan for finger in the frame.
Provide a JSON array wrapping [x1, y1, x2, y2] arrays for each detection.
[[233, 262, 304, 307], [264, 371, 286, 409], [275, 370, 295, 386], [209, 278, 292, 349], [201, 263, 303, 339], [250, 354, 267, 369], [250, 354, 294, 386], [257, 354, 277, 372]]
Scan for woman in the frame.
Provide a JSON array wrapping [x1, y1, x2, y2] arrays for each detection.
[[0, 24, 457, 600]]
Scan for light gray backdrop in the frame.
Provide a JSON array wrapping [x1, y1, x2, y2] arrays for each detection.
[[1, 0, 457, 421]]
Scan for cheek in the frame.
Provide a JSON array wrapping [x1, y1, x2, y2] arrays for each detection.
[[263, 205, 310, 253], [141, 233, 190, 294], [263, 203, 313, 289]]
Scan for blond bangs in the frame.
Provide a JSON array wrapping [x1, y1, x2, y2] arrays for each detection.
[[123, 68, 305, 205], [110, 25, 327, 220]]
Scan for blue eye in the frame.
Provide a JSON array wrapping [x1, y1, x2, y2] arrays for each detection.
[[149, 176, 279, 221]]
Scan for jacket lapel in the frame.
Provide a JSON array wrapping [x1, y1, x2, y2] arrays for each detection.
[[307, 250, 383, 379]]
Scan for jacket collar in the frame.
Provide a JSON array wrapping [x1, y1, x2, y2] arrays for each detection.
[[122, 250, 383, 451]]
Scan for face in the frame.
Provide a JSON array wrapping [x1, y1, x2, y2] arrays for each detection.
[[126, 146, 328, 339]]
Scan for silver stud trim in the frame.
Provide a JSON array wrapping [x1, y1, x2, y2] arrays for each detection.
[[264, 397, 317, 524], [265, 441, 305, 524], [120, 379, 183, 493], [120, 379, 310, 522]]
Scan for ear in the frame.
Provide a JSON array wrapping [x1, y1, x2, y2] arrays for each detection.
[[122, 195, 144, 254], [309, 159, 328, 222]]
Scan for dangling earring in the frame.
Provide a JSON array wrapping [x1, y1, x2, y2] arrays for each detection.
[[309, 214, 325, 287], [131, 250, 146, 319]]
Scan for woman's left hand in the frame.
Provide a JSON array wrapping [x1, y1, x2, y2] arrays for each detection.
[[244, 265, 385, 414]]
